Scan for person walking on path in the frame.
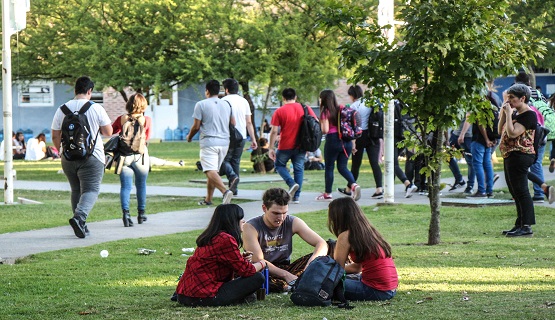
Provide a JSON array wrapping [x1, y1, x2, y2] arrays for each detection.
[[268, 88, 316, 203], [51, 76, 113, 238], [345, 85, 383, 199], [186, 80, 234, 206], [111, 93, 151, 227], [499, 84, 537, 237], [316, 89, 361, 201], [219, 78, 258, 196]]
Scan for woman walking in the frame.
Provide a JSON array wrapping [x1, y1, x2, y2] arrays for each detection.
[[316, 89, 361, 201], [112, 93, 151, 227]]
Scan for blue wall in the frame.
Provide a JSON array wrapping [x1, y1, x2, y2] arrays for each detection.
[[494, 75, 555, 98]]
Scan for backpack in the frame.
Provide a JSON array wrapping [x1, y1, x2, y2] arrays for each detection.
[[486, 92, 501, 140], [338, 106, 362, 141], [533, 123, 550, 162], [118, 114, 146, 156], [530, 95, 555, 141], [297, 104, 322, 152], [60, 101, 96, 161], [368, 104, 384, 139], [290, 255, 352, 308]]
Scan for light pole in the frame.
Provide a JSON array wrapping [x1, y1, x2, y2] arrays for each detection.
[[378, 0, 396, 203]]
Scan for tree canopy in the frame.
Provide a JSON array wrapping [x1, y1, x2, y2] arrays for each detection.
[[322, 0, 546, 244]]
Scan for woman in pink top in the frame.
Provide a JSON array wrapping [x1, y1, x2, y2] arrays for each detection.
[[328, 197, 398, 301], [316, 89, 361, 201]]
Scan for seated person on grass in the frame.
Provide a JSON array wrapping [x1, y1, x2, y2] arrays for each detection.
[[243, 187, 328, 292], [175, 204, 266, 307], [251, 137, 274, 173]]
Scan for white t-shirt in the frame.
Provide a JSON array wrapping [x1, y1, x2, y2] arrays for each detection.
[[221, 94, 251, 139], [25, 138, 46, 160], [350, 99, 371, 130], [192, 97, 231, 148], [50, 99, 112, 163]]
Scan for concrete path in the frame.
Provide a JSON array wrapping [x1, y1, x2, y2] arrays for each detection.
[[1, 166, 553, 263]]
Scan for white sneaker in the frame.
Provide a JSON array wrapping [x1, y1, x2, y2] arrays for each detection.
[[222, 190, 233, 204], [405, 184, 418, 198], [351, 183, 361, 201], [288, 183, 299, 197]]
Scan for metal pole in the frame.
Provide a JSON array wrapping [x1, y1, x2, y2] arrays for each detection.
[[2, 0, 14, 204], [379, 0, 395, 203]]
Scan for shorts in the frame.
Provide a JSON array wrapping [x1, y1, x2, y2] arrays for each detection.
[[200, 146, 228, 172]]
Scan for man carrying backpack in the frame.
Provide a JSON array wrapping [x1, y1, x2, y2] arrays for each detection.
[[268, 88, 318, 204], [51, 76, 113, 239]]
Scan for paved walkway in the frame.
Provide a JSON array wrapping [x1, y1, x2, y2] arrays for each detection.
[[1, 167, 553, 263]]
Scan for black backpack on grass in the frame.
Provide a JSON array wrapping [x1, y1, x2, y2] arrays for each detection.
[[290, 255, 352, 308], [60, 101, 97, 161]]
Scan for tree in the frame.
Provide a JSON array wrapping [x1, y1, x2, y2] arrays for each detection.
[[322, 0, 545, 244]]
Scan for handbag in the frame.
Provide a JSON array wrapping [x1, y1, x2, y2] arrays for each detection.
[[225, 101, 243, 146], [104, 136, 120, 153]]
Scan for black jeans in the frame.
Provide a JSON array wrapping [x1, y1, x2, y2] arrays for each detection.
[[178, 272, 264, 307], [220, 139, 246, 180], [351, 132, 382, 188], [504, 152, 535, 227], [394, 139, 409, 184]]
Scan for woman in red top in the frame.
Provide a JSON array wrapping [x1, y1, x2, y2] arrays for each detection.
[[328, 197, 398, 301], [176, 204, 266, 306], [111, 93, 151, 227]]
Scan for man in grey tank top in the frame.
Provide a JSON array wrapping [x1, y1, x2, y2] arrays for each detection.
[[243, 188, 328, 292]]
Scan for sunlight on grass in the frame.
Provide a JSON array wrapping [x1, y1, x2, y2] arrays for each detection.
[[400, 267, 555, 292]]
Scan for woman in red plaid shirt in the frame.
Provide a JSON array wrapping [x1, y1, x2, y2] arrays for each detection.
[[176, 204, 266, 306]]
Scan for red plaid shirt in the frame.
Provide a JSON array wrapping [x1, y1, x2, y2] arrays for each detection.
[[176, 232, 256, 298]]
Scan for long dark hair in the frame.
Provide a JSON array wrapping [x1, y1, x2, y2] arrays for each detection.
[[327, 197, 391, 261], [319, 89, 340, 125], [196, 204, 245, 247]]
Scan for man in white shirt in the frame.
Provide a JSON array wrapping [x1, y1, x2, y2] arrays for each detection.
[[220, 78, 257, 195], [51, 76, 113, 238]]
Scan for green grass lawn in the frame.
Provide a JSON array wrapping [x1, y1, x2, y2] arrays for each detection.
[[1, 204, 554, 319], [2, 142, 555, 319]]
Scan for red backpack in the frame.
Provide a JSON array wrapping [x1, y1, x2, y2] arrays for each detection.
[[338, 106, 362, 141]]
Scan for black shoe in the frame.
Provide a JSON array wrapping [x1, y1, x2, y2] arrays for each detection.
[[138, 210, 147, 224], [501, 226, 518, 235], [448, 180, 466, 191], [506, 226, 533, 237], [123, 209, 133, 227], [84, 225, 90, 236], [532, 196, 545, 203], [466, 192, 487, 199], [69, 217, 86, 238], [463, 187, 473, 195], [337, 188, 352, 196], [487, 193, 494, 198], [371, 191, 384, 199]]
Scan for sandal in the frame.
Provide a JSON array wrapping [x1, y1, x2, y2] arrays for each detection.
[[315, 193, 333, 201], [337, 188, 352, 196], [198, 199, 213, 206]]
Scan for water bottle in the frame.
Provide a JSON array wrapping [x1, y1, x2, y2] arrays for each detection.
[[263, 266, 269, 295]]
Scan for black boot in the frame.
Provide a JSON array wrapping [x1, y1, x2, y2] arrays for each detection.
[[138, 210, 147, 224], [123, 209, 133, 227]]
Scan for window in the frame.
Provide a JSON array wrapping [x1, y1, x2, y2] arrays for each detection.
[[18, 81, 54, 107]]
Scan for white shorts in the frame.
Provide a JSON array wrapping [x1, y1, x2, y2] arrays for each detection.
[[200, 146, 229, 172]]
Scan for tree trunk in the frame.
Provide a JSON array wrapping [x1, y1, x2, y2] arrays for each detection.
[[427, 128, 445, 245]]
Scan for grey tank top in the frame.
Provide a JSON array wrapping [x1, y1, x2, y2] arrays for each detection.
[[248, 215, 295, 265]]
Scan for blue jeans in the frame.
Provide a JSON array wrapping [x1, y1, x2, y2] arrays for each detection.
[[344, 277, 396, 301], [448, 133, 464, 183], [471, 141, 493, 194], [324, 133, 356, 193], [61, 156, 105, 222], [120, 153, 150, 211], [460, 137, 475, 189], [530, 143, 545, 198], [275, 149, 305, 198]]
